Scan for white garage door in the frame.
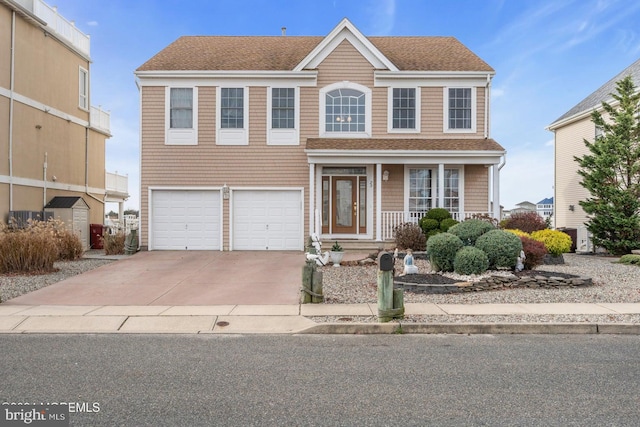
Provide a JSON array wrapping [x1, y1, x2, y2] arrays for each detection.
[[233, 190, 302, 250], [151, 190, 221, 250]]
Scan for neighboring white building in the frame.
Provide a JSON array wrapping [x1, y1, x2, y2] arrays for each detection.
[[536, 197, 553, 221]]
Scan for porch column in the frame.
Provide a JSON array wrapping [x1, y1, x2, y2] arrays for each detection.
[[438, 163, 445, 209], [309, 163, 315, 236], [492, 164, 500, 220], [376, 163, 382, 241]]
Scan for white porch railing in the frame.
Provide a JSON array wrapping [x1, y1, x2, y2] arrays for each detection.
[[15, 0, 91, 56], [105, 171, 128, 199], [381, 211, 493, 240], [105, 215, 139, 236], [90, 106, 111, 134]]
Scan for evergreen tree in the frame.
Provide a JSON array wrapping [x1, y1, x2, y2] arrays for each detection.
[[574, 75, 640, 255]]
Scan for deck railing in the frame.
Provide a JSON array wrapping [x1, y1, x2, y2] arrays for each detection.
[[90, 106, 111, 134]]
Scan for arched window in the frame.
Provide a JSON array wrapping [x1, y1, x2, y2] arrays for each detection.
[[325, 88, 365, 132], [320, 82, 371, 137]]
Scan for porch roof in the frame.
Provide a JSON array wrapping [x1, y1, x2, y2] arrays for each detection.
[[305, 138, 505, 164]]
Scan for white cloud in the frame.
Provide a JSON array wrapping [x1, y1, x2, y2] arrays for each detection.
[[366, 0, 395, 35], [500, 148, 554, 209], [87, 21, 98, 27]]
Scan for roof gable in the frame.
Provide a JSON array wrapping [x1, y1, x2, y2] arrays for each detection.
[[293, 18, 397, 72], [549, 57, 640, 128], [44, 196, 89, 209], [136, 20, 494, 74]]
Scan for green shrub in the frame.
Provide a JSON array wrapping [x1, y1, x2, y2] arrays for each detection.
[[448, 219, 495, 246], [501, 211, 547, 233], [426, 232, 463, 272], [619, 254, 640, 265], [419, 218, 439, 233], [519, 235, 547, 270], [440, 218, 459, 232], [0, 220, 58, 273], [475, 229, 523, 270], [530, 229, 572, 256], [454, 246, 489, 275], [393, 222, 426, 251], [425, 208, 452, 222], [103, 232, 126, 255]]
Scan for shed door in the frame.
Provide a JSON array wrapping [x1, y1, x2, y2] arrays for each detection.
[[233, 190, 302, 250], [151, 190, 220, 250]]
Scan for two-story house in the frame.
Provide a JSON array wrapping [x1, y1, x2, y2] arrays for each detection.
[[1, 0, 127, 247], [548, 57, 640, 230], [135, 19, 505, 251]]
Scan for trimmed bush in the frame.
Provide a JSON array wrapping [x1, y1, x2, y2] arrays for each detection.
[[505, 229, 530, 238], [440, 218, 459, 232], [619, 254, 640, 265], [530, 229, 572, 256], [394, 222, 426, 251], [448, 219, 495, 246], [519, 235, 548, 270], [475, 229, 523, 270], [501, 211, 547, 233], [419, 218, 439, 234], [426, 232, 463, 272], [425, 208, 452, 222], [454, 246, 489, 275]]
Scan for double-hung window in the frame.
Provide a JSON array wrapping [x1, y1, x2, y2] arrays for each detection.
[[79, 67, 88, 110], [268, 88, 298, 145], [221, 88, 244, 129], [217, 87, 248, 145], [166, 86, 197, 145], [389, 88, 419, 132], [170, 88, 193, 129], [445, 87, 476, 132], [407, 167, 461, 217]]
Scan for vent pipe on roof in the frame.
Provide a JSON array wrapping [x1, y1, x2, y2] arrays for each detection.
[[281, 27, 286, 36]]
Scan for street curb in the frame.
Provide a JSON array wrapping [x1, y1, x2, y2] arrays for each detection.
[[299, 322, 640, 335]]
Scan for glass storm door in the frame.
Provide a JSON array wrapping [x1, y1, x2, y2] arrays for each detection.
[[332, 177, 357, 234]]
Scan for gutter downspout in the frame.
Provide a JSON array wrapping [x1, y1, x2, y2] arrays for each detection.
[[43, 152, 47, 208], [484, 73, 490, 138], [9, 11, 16, 211]]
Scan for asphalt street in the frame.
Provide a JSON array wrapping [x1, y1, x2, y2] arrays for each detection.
[[1, 334, 639, 426]]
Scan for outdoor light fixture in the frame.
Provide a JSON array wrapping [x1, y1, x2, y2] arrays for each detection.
[[222, 184, 230, 200], [382, 170, 390, 181], [569, 205, 574, 211]]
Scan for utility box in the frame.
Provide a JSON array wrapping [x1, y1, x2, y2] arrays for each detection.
[[44, 196, 90, 249]]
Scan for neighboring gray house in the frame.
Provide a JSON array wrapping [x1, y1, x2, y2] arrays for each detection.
[[547, 58, 640, 229]]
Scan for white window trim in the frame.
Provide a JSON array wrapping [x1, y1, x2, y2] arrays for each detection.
[[217, 86, 249, 145], [267, 86, 300, 145], [403, 165, 464, 215], [165, 86, 198, 146], [319, 81, 372, 138], [443, 87, 476, 133], [387, 86, 421, 134], [78, 66, 89, 111]]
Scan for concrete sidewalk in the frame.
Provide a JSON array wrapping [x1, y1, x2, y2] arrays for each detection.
[[1, 302, 639, 335]]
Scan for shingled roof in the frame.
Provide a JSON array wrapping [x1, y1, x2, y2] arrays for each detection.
[[305, 138, 505, 152], [136, 35, 494, 73], [549, 57, 640, 128]]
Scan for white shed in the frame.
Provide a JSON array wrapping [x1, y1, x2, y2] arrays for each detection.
[[44, 196, 90, 249]]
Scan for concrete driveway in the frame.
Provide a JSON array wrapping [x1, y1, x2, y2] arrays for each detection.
[[5, 251, 305, 306]]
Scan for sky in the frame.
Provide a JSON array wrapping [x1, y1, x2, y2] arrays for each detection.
[[47, 0, 640, 213]]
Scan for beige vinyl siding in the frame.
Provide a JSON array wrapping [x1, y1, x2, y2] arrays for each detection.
[[463, 165, 489, 212], [0, 6, 11, 89], [141, 85, 310, 249], [422, 87, 443, 137], [380, 165, 404, 211], [554, 116, 594, 229]]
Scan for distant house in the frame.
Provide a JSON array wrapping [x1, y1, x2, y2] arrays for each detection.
[[547, 58, 640, 229], [135, 18, 506, 251], [0, 0, 128, 240], [536, 197, 553, 221]]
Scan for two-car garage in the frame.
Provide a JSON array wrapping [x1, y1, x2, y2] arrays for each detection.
[[149, 188, 303, 251]]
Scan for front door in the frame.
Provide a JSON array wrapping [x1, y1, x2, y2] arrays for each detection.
[[332, 176, 357, 234]]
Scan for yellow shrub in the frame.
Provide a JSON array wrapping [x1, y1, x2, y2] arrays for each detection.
[[530, 229, 572, 256], [504, 229, 530, 238]]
